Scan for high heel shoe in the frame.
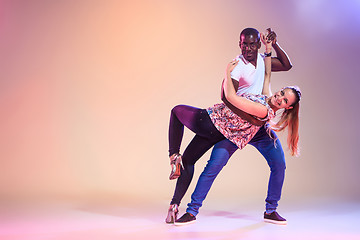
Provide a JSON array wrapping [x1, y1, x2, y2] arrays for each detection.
[[169, 153, 184, 180], [165, 204, 179, 224]]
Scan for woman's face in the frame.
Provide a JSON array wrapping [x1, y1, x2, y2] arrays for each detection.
[[270, 88, 297, 110]]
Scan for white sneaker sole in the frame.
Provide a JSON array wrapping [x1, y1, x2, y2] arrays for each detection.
[[174, 220, 196, 226], [264, 219, 287, 225]]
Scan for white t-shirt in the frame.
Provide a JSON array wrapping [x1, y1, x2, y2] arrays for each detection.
[[230, 53, 265, 95]]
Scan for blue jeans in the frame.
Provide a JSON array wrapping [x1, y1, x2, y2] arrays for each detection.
[[186, 125, 286, 216]]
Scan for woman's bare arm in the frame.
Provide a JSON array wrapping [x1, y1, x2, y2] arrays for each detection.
[[261, 32, 272, 97], [221, 80, 264, 126], [223, 60, 268, 119]]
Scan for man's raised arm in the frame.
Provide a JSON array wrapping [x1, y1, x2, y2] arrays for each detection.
[[267, 29, 292, 72]]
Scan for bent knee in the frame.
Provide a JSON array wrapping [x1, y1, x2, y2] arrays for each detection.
[[202, 164, 226, 177], [171, 105, 183, 114]]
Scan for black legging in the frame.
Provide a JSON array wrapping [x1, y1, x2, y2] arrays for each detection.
[[168, 105, 225, 205]]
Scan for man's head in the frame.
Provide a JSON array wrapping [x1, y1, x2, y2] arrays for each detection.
[[239, 28, 261, 64]]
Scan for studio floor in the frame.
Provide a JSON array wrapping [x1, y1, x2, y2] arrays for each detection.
[[0, 199, 359, 240]]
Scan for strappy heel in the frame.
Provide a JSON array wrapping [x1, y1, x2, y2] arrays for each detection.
[[165, 204, 179, 224], [169, 153, 184, 180]]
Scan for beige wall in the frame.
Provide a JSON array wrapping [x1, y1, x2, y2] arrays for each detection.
[[0, 0, 359, 204]]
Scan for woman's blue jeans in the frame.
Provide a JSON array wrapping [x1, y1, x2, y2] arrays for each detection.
[[186, 125, 286, 216]]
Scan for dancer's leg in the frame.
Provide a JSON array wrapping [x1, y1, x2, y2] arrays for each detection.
[[169, 105, 221, 156], [168, 105, 226, 205], [186, 139, 238, 216], [170, 134, 225, 206], [249, 125, 286, 212]]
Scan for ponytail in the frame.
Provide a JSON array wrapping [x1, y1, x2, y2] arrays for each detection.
[[270, 86, 301, 156]]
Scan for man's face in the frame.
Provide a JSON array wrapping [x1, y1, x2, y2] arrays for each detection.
[[239, 34, 261, 63]]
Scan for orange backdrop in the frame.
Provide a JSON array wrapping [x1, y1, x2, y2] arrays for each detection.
[[0, 0, 359, 205]]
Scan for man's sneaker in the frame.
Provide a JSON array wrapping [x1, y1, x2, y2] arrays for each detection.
[[264, 211, 287, 225], [174, 212, 196, 226]]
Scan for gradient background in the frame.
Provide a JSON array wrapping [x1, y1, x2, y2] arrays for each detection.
[[0, 0, 359, 208]]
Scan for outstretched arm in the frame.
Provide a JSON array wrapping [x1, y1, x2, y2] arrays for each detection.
[[223, 60, 268, 119], [266, 28, 293, 72], [221, 81, 264, 126], [261, 32, 273, 97]]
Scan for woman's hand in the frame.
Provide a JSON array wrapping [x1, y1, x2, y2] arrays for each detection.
[[224, 59, 239, 102], [226, 59, 239, 73], [260, 32, 272, 51], [261, 29, 272, 97], [266, 28, 277, 45]]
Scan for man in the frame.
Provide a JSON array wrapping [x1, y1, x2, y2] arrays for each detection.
[[174, 28, 293, 226]]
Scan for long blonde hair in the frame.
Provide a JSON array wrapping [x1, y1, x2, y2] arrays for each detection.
[[270, 86, 301, 157]]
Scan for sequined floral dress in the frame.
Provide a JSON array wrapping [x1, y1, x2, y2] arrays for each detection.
[[207, 93, 275, 150]]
